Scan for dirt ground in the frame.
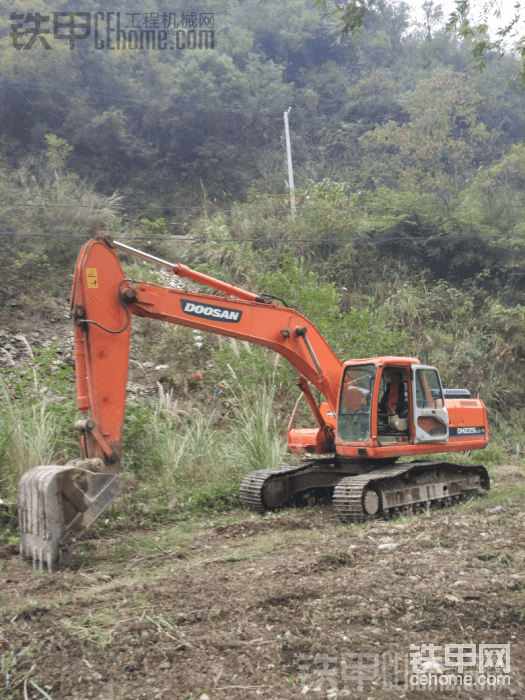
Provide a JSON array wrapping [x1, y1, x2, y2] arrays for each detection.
[[1, 464, 525, 700]]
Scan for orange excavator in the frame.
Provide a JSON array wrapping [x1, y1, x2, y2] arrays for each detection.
[[18, 236, 489, 571]]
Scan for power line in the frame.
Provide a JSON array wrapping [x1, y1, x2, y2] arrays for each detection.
[[3, 201, 525, 211], [0, 202, 202, 210], [0, 231, 514, 244]]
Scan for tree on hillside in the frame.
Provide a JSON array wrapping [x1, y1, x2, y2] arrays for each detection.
[[457, 143, 525, 244], [421, 0, 444, 42], [445, 1, 525, 86], [359, 68, 494, 200], [316, 0, 525, 87], [160, 52, 292, 197]]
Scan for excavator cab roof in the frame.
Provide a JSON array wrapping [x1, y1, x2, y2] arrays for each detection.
[[342, 356, 421, 368]]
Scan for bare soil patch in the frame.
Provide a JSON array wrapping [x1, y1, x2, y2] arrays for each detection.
[[1, 465, 525, 699]]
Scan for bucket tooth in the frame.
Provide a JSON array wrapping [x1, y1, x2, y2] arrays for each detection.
[[18, 463, 122, 573]]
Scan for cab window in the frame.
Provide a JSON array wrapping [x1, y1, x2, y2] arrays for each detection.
[[338, 365, 375, 442], [415, 369, 444, 409]]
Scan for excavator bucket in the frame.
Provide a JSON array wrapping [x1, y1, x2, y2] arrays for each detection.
[[18, 459, 122, 573]]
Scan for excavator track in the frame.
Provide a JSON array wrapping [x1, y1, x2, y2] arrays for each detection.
[[332, 461, 489, 523], [239, 459, 337, 514], [240, 460, 489, 521]]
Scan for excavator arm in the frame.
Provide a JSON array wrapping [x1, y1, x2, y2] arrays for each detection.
[[18, 236, 343, 571]]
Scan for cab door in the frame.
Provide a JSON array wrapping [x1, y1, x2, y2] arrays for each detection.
[[411, 365, 449, 444]]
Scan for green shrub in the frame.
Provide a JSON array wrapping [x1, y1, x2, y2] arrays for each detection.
[[229, 381, 287, 473], [0, 347, 77, 498]]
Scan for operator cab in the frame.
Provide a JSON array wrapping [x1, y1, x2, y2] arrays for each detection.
[[376, 368, 410, 441], [337, 358, 450, 453]]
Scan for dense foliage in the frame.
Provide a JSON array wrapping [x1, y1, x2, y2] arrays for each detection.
[[1, 0, 525, 287]]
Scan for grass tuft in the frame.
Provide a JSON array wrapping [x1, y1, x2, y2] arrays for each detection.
[[0, 375, 57, 493]]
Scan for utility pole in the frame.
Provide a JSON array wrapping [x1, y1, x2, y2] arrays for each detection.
[[284, 108, 296, 221]]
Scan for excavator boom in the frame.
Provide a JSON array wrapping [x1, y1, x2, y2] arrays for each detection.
[[18, 235, 342, 570]]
